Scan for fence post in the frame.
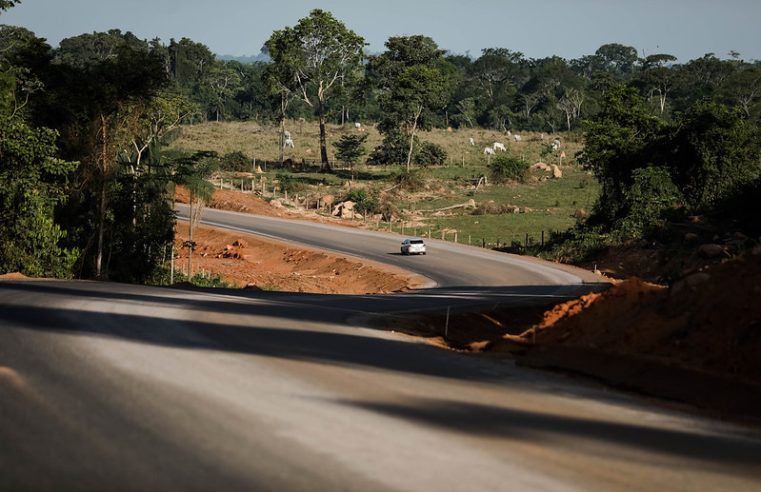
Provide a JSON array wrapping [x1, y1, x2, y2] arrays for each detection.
[[525, 233, 529, 248]]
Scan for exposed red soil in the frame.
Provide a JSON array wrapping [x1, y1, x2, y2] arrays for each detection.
[[498, 254, 761, 386], [174, 222, 419, 294], [0, 272, 29, 280]]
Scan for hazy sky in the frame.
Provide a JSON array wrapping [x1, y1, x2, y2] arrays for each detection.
[[3, 0, 760, 62]]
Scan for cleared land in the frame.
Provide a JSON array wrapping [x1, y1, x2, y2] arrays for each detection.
[[169, 121, 598, 247]]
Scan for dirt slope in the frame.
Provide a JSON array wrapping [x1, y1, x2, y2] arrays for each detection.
[[175, 222, 418, 294]]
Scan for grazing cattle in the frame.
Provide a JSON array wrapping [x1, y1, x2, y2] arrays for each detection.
[[493, 142, 506, 152], [284, 137, 295, 148], [283, 130, 291, 139], [513, 134, 522, 142], [483, 146, 495, 155], [469, 137, 475, 146]]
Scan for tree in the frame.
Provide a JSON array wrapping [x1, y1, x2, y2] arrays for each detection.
[[332, 133, 367, 180], [0, 116, 78, 277], [370, 35, 451, 170], [173, 151, 217, 278], [265, 9, 365, 171], [40, 35, 169, 278], [578, 85, 663, 225], [666, 101, 761, 211]]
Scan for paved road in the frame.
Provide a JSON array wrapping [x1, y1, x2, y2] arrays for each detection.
[[1, 208, 760, 491]]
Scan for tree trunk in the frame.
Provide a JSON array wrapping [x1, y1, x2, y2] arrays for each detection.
[[318, 99, 331, 172], [405, 107, 422, 172], [279, 116, 285, 166], [96, 182, 106, 278], [188, 191, 194, 279], [95, 113, 109, 279]]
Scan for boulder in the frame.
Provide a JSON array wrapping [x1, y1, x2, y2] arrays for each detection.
[[698, 243, 725, 258], [531, 162, 551, 171], [270, 199, 283, 209], [671, 272, 712, 296], [684, 232, 700, 243], [551, 164, 563, 179], [342, 200, 356, 211], [574, 208, 588, 219]]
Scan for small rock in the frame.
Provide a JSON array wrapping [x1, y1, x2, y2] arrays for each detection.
[[698, 243, 725, 258], [684, 233, 700, 243], [551, 164, 562, 179], [671, 272, 711, 296], [270, 199, 283, 209], [574, 208, 588, 219]]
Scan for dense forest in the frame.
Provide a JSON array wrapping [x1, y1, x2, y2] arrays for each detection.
[[1, 4, 759, 282]]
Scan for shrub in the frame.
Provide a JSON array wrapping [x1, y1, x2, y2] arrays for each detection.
[[344, 188, 379, 215], [617, 166, 683, 239], [393, 169, 425, 192], [220, 151, 251, 172], [276, 173, 306, 194], [368, 131, 409, 165], [488, 154, 530, 184], [414, 141, 447, 166]]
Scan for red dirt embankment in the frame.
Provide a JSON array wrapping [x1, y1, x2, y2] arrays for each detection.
[[495, 254, 761, 386], [174, 222, 419, 294]]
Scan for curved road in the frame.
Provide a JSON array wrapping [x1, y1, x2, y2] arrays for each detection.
[[1, 207, 760, 491]]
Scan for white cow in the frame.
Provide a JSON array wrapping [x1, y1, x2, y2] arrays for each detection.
[[469, 137, 475, 146], [493, 142, 506, 152], [354, 122, 363, 131], [284, 137, 295, 148], [283, 130, 291, 139], [483, 146, 495, 155], [513, 134, 522, 142]]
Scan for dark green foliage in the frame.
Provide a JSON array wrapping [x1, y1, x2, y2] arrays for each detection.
[[276, 173, 306, 194], [579, 85, 663, 225], [368, 130, 410, 165], [392, 168, 425, 192], [617, 167, 683, 238], [220, 151, 251, 172], [333, 133, 368, 166], [488, 154, 530, 183], [666, 102, 761, 211], [0, 116, 79, 277], [344, 188, 379, 214], [414, 141, 447, 166]]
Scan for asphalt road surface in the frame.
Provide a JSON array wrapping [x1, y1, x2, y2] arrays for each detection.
[[1, 207, 759, 491]]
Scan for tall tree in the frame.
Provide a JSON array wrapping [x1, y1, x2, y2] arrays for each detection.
[[41, 35, 169, 278], [370, 35, 450, 170], [265, 9, 365, 171]]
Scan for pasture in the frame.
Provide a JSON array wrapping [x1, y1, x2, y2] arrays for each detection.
[[168, 120, 599, 248]]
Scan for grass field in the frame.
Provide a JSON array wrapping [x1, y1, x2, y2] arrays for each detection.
[[168, 120, 599, 246]]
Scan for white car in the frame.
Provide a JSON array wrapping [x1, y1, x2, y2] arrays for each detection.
[[401, 238, 426, 255]]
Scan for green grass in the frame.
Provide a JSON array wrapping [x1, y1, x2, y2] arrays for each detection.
[[169, 120, 598, 250]]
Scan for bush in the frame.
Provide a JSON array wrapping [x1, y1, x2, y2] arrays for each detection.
[[414, 141, 447, 166], [617, 166, 683, 239], [393, 169, 425, 192], [276, 173, 306, 194], [368, 131, 409, 165], [488, 154, 529, 184], [344, 188, 379, 215], [219, 151, 251, 172]]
